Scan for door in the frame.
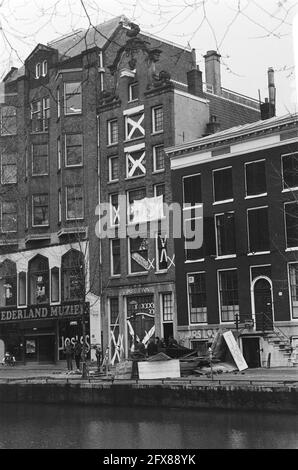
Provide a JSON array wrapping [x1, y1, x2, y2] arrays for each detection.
[[242, 337, 260, 368], [254, 278, 273, 331], [24, 335, 55, 363], [0, 339, 4, 361]]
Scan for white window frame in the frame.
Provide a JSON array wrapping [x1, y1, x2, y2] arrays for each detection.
[[50, 267, 60, 305], [126, 149, 146, 179], [125, 112, 145, 141], [64, 82, 82, 115], [155, 232, 168, 273], [184, 215, 204, 263], [128, 237, 149, 276], [244, 159, 267, 199], [161, 292, 174, 323], [128, 82, 139, 103], [57, 87, 61, 119], [287, 262, 298, 320], [214, 211, 236, 259], [65, 186, 84, 221], [42, 60, 48, 77], [110, 239, 121, 277], [64, 133, 83, 168], [187, 271, 208, 325], [35, 63, 41, 79], [217, 268, 239, 324], [31, 143, 49, 176], [1, 202, 17, 233], [58, 189, 62, 224], [281, 151, 298, 192], [108, 119, 118, 146], [57, 137, 61, 171], [152, 144, 165, 173], [212, 166, 234, 204], [1, 153, 17, 184], [152, 106, 163, 134], [108, 155, 119, 182], [109, 193, 120, 227], [182, 172, 202, 208], [284, 201, 298, 251], [247, 205, 270, 255], [18, 272, 27, 308]]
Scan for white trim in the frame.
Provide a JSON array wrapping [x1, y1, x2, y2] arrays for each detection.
[[64, 133, 83, 168], [184, 259, 205, 263], [128, 82, 139, 103], [281, 151, 298, 191], [152, 106, 163, 134], [32, 194, 49, 228], [284, 200, 298, 250], [186, 271, 208, 325], [231, 135, 280, 153], [213, 199, 234, 206], [107, 119, 118, 146], [247, 251, 270, 256], [108, 155, 119, 183], [282, 187, 298, 193], [64, 81, 82, 116], [174, 88, 209, 104], [127, 237, 149, 276], [155, 232, 168, 273], [50, 266, 60, 304], [170, 136, 298, 170], [123, 105, 144, 116], [153, 144, 165, 173], [124, 142, 145, 154], [214, 211, 236, 258], [212, 166, 233, 204], [182, 172, 202, 206], [286, 247, 298, 252], [17, 271, 27, 308], [245, 194, 267, 200], [250, 275, 275, 329], [58, 189, 62, 224], [287, 262, 298, 321], [42, 60, 48, 77], [244, 159, 267, 198], [205, 90, 261, 111], [110, 239, 120, 277]]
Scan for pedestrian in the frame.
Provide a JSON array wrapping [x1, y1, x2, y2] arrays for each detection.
[[64, 341, 73, 372], [95, 345, 102, 371], [74, 339, 82, 372], [147, 338, 158, 356]]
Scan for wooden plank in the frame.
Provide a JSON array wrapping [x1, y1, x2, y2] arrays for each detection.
[[138, 360, 180, 379], [223, 331, 248, 371]]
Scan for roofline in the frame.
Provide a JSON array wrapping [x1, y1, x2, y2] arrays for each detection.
[[139, 29, 192, 53], [166, 113, 298, 157]]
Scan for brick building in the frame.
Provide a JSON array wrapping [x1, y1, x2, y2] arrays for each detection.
[[0, 16, 260, 364], [168, 113, 298, 367]]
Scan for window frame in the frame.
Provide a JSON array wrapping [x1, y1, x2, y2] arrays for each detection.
[[1, 153, 17, 184], [152, 144, 165, 173], [212, 166, 234, 204], [245, 159, 267, 198], [42, 60, 48, 77], [107, 119, 119, 146], [217, 268, 239, 323], [214, 211, 236, 258], [0, 106, 17, 136], [32, 194, 49, 227], [288, 262, 298, 320], [1, 201, 17, 233], [35, 63, 41, 79], [128, 237, 149, 275], [187, 271, 208, 324], [32, 143, 49, 176], [65, 185, 84, 221], [128, 82, 139, 102], [110, 238, 121, 277], [247, 206, 270, 254], [161, 292, 173, 322], [64, 82, 82, 115], [281, 151, 298, 192], [284, 201, 298, 250], [65, 133, 83, 167], [108, 155, 119, 182], [183, 172, 202, 207], [152, 106, 163, 134]]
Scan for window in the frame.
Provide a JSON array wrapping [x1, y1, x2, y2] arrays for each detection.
[[58, 189, 62, 223], [1, 202, 17, 232], [129, 237, 149, 274], [28, 255, 49, 305], [184, 216, 204, 261], [0, 260, 17, 307], [64, 82, 82, 115], [51, 267, 60, 303], [57, 87, 61, 119], [162, 293, 173, 322], [1, 153, 17, 184], [125, 112, 145, 140], [126, 149, 146, 178], [285, 201, 298, 249], [245, 160, 267, 197], [108, 119, 118, 145], [65, 134, 83, 166], [32, 194, 49, 226], [187, 272, 207, 323], [213, 167, 233, 202], [110, 239, 120, 276], [43, 97, 50, 129], [62, 250, 84, 301], [289, 263, 298, 319], [127, 187, 146, 223], [156, 233, 168, 271], [247, 207, 269, 253], [218, 269, 239, 322], [110, 193, 120, 226], [215, 212, 236, 257], [57, 137, 61, 170], [18, 272, 26, 306], [108, 156, 119, 182], [32, 143, 48, 175], [31, 99, 49, 132], [282, 153, 298, 190], [153, 145, 165, 172], [0, 106, 17, 135], [183, 174, 202, 206], [66, 186, 84, 220], [109, 297, 120, 364], [152, 106, 163, 133], [129, 82, 139, 102], [35, 63, 41, 79], [42, 60, 48, 77], [154, 183, 165, 218]]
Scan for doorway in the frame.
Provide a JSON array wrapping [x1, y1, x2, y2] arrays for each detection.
[[242, 337, 261, 368], [24, 335, 55, 363], [253, 277, 273, 331]]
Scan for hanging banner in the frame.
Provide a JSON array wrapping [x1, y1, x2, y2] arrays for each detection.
[[223, 331, 248, 371]]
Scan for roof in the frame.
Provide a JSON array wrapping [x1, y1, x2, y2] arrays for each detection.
[[47, 15, 126, 59], [167, 113, 298, 157]]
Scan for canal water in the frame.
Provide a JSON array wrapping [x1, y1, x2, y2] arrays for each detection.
[[0, 403, 297, 449]]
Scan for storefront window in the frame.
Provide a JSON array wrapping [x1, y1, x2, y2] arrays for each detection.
[[51, 267, 60, 303], [0, 259, 17, 307], [62, 250, 85, 301], [28, 255, 49, 305]]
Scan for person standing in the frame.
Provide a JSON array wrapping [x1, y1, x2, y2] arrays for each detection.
[[95, 345, 102, 371], [74, 339, 82, 372], [64, 341, 73, 372]]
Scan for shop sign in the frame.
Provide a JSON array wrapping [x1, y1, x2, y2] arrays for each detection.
[[0, 302, 90, 323]]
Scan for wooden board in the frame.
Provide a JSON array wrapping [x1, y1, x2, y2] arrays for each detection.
[[138, 359, 180, 379], [114, 360, 133, 379], [223, 331, 248, 371]]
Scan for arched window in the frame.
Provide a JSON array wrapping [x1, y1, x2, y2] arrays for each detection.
[[0, 259, 17, 307], [28, 255, 49, 305], [61, 250, 85, 301]]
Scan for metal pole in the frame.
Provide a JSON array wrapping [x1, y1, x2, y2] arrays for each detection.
[[208, 347, 213, 381], [81, 305, 88, 379]]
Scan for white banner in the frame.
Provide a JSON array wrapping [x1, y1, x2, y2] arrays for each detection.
[[223, 331, 248, 371]]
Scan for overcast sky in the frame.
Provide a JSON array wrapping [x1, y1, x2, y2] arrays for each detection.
[[0, 0, 297, 115]]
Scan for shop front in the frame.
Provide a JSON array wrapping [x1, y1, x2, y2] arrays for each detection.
[[0, 301, 90, 364]]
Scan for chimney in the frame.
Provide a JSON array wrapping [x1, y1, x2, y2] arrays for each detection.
[[204, 50, 221, 95], [260, 68, 276, 120], [204, 115, 221, 136], [187, 49, 204, 97]]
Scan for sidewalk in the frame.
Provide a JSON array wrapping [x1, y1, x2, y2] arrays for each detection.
[[0, 363, 297, 384]]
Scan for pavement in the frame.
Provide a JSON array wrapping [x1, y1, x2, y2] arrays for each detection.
[[0, 363, 297, 386]]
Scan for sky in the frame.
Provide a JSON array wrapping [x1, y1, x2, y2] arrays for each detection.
[[0, 0, 297, 115]]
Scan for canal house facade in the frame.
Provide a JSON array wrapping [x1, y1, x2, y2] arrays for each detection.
[[0, 16, 261, 364], [168, 113, 298, 367]]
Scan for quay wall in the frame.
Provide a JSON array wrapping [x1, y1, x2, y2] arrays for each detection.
[[0, 382, 297, 412]]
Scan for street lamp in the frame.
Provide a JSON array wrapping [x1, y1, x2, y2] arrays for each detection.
[[81, 303, 88, 379]]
